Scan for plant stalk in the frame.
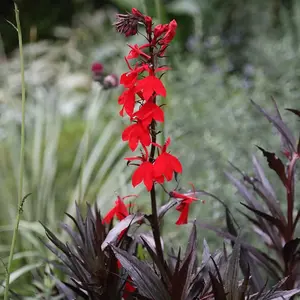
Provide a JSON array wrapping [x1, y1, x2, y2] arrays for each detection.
[[4, 4, 26, 299], [287, 153, 299, 240]]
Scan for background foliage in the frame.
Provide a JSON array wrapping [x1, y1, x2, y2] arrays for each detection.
[[0, 0, 299, 296]]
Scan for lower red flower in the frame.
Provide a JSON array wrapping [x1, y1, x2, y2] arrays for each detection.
[[102, 195, 137, 224], [170, 187, 199, 225]]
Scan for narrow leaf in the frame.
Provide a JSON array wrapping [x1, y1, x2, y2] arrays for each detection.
[[240, 202, 286, 238], [111, 245, 170, 300], [286, 108, 300, 118], [101, 213, 144, 250], [225, 235, 241, 300], [256, 146, 287, 186], [251, 100, 296, 152]]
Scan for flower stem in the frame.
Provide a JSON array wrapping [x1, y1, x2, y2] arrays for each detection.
[[150, 185, 164, 262], [4, 4, 26, 299]]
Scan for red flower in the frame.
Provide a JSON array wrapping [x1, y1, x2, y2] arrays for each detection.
[[125, 147, 163, 191], [153, 24, 169, 40], [102, 195, 137, 224], [159, 19, 177, 45], [170, 189, 198, 225], [132, 102, 164, 127], [127, 44, 151, 60], [118, 88, 136, 117], [135, 75, 166, 101], [122, 121, 151, 151], [120, 61, 146, 88], [153, 137, 182, 181]]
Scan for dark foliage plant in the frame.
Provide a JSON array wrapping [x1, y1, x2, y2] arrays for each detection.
[[40, 7, 300, 300], [199, 101, 300, 292]]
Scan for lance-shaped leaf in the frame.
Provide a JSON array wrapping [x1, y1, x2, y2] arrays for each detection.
[[101, 213, 144, 250], [111, 245, 170, 300], [257, 146, 287, 186], [251, 100, 296, 153], [282, 238, 300, 267], [286, 108, 300, 118], [225, 235, 241, 300], [240, 202, 287, 239]]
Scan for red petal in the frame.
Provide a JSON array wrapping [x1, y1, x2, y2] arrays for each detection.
[[169, 154, 182, 173], [102, 207, 116, 224], [176, 203, 189, 225]]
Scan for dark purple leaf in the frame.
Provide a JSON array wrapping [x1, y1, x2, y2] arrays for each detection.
[[140, 235, 171, 286], [225, 172, 265, 213], [225, 235, 241, 300], [196, 223, 282, 280], [209, 271, 226, 300], [286, 108, 300, 118], [101, 213, 144, 250], [252, 155, 286, 223], [256, 146, 287, 186], [111, 245, 170, 300], [239, 264, 250, 300], [240, 202, 287, 239], [282, 238, 300, 266], [251, 100, 296, 152]]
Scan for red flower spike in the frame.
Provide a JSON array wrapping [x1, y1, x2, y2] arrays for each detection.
[[153, 137, 182, 181], [127, 44, 151, 60], [135, 75, 166, 101], [118, 88, 136, 117], [133, 102, 164, 127], [102, 195, 137, 224], [122, 122, 151, 151]]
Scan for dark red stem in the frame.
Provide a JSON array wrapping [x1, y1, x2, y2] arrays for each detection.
[[147, 23, 164, 264]]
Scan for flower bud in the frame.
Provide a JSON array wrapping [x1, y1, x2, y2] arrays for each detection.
[[103, 74, 119, 89]]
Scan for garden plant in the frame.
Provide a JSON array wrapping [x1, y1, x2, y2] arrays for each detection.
[[2, 4, 300, 300]]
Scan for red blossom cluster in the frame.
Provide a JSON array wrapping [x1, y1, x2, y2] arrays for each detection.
[[103, 8, 201, 228]]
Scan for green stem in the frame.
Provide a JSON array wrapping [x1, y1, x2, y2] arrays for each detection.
[[4, 3, 26, 299]]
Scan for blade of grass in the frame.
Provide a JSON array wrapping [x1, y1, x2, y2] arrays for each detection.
[[4, 4, 27, 299]]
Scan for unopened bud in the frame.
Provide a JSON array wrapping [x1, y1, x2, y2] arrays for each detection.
[[103, 74, 119, 89]]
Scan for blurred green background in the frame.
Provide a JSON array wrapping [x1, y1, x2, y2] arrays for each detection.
[[0, 0, 299, 297]]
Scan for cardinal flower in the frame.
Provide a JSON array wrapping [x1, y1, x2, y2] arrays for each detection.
[[125, 146, 163, 191], [122, 121, 151, 151], [135, 75, 166, 101], [127, 43, 151, 60], [102, 195, 137, 224], [170, 188, 198, 225], [159, 20, 177, 45], [118, 88, 136, 117], [153, 137, 182, 181], [132, 102, 164, 127]]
